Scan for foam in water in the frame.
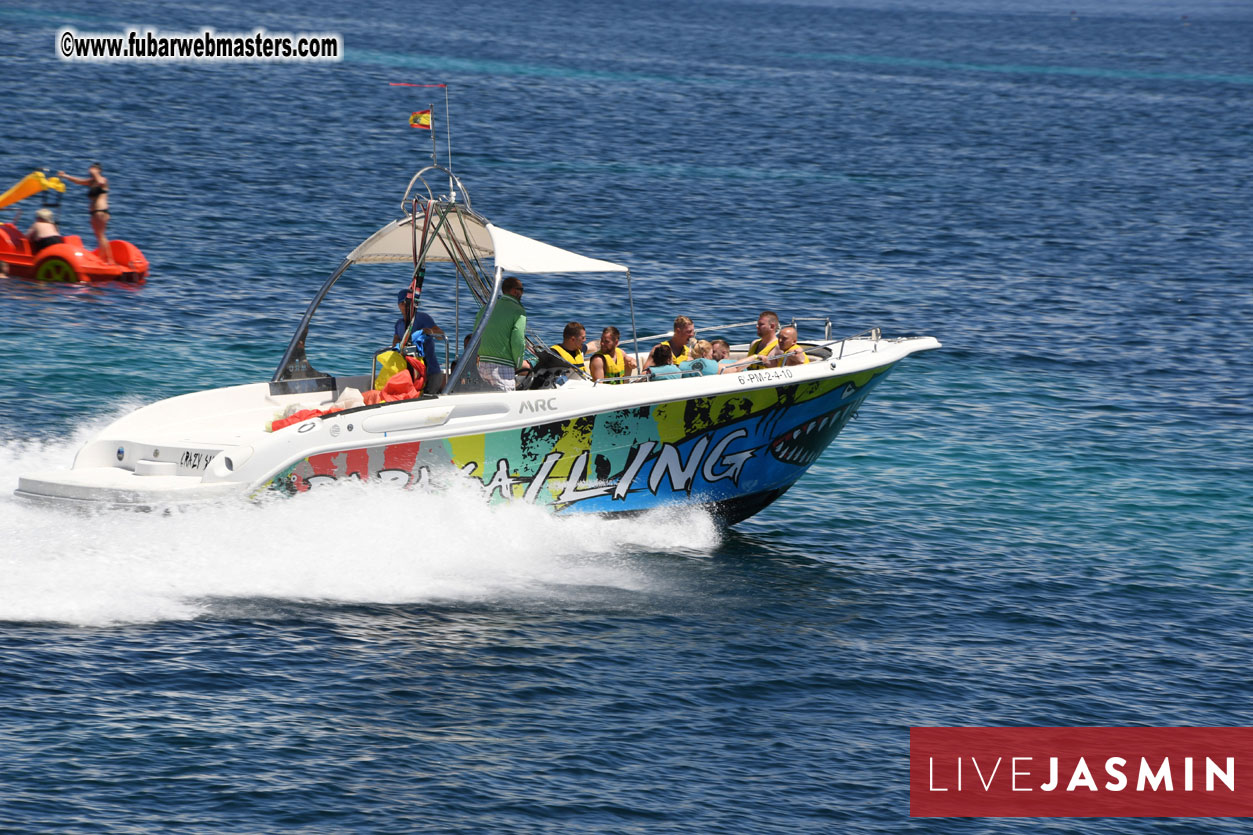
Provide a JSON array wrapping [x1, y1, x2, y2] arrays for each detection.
[[0, 419, 721, 627]]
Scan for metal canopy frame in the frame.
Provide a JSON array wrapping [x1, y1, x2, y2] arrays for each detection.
[[272, 167, 638, 396]]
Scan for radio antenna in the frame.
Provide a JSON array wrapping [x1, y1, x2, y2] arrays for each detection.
[[444, 85, 454, 199]]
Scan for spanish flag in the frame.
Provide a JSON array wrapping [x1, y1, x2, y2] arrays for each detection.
[[409, 109, 432, 130]]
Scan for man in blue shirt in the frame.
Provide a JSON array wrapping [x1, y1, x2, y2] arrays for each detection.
[[394, 288, 445, 391]]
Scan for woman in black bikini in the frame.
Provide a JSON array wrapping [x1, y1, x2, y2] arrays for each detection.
[[57, 162, 112, 263]]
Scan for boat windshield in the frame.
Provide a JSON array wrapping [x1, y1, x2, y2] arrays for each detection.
[[302, 264, 458, 381]]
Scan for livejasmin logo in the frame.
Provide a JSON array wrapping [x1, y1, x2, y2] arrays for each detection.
[[910, 727, 1253, 818], [928, 753, 1234, 793]]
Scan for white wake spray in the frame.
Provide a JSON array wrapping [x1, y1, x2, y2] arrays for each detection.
[[0, 420, 720, 626]]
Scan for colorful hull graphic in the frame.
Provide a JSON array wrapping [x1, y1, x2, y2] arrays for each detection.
[[269, 363, 897, 518]]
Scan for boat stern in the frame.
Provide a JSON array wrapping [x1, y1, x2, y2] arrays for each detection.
[[14, 381, 283, 509], [15, 466, 244, 510]]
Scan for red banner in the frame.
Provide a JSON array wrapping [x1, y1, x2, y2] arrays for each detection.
[[911, 727, 1253, 817]]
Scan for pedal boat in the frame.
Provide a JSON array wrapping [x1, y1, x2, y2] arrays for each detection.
[[17, 167, 939, 523], [0, 171, 148, 283]]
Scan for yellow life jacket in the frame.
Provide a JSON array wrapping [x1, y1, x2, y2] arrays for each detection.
[[590, 347, 627, 378], [783, 345, 811, 364], [747, 336, 779, 370], [668, 341, 691, 364], [373, 350, 410, 390], [550, 344, 585, 367]]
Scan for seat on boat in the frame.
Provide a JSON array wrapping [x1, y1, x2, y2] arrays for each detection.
[[516, 347, 580, 391], [0, 223, 28, 254]]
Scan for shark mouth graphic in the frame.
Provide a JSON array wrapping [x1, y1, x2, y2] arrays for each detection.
[[769, 406, 853, 467]]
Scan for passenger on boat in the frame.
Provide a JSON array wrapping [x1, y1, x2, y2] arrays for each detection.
[[746, 310, 782, 369], [678, 339, 720, 376], [777, 326, 811, 366], [474, 275, 527, 391], [643, 315, 695, 371], [550, 321, 586, 367], [25, 208, 63, 254], [450, 333, 477, 388], [588, 325, 636, 382], [393, 288, 446, 391], [57, 162, 112, 263], [646, 344, 682, 381], [710, 339, 739, 372]]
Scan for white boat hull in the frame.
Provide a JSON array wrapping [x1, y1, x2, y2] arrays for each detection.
[[17, 336, 939, 522]]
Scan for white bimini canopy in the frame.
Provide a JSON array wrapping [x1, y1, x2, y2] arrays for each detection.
[[347, 212, 627, 274], [486, 224, 626, 274]]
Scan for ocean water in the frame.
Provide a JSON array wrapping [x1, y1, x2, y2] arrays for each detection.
[[1, 0, 1252, 831]]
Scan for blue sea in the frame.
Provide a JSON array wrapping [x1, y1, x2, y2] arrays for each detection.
[[2, 0, 1251, 831]]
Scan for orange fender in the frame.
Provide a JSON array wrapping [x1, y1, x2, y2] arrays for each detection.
[[108, 239, 149, 277]]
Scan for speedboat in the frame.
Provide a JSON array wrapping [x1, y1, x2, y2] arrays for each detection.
[[17, 166, 939, 523]]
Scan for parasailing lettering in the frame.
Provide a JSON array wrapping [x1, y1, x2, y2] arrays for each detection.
[[280, 428, 768, 507]]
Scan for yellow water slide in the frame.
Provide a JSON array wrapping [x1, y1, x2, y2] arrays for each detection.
[[0, 171, 66, 210]]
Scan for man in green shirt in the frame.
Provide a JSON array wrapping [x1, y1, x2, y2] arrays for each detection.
[[473, 276, 527, 390]]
